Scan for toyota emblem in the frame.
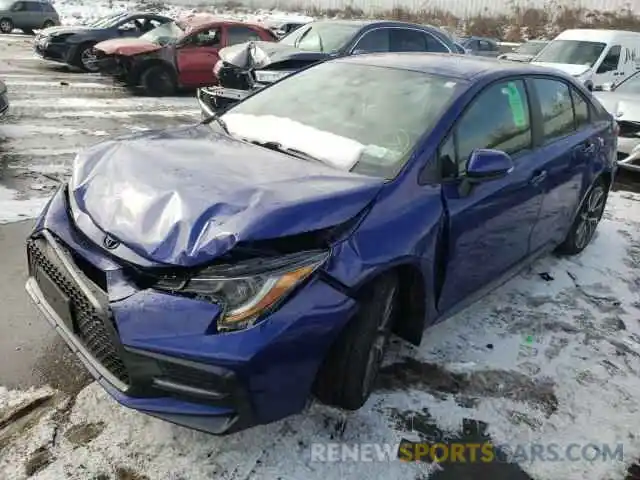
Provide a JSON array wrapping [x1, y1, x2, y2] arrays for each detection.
[[103, 235, 120, 250]]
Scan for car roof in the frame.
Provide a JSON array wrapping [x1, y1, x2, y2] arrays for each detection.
[[338, 52, 571, 81], [178, 13, 267, 31], [555, 28, 640, 42], [308, 19, 443, 31]]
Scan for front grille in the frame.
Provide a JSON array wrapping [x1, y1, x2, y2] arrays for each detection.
[[27, 238, 130, 385]]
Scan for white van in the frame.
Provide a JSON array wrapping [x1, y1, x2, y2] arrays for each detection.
[[531, 29, 640, 90]]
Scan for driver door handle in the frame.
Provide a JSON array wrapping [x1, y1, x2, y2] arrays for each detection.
[[530, 170, 547, 186]]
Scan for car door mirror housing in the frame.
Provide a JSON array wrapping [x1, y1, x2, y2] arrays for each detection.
[[465, 149, 514, 182]]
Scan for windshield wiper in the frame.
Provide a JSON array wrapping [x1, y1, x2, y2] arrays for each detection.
[[201, 113, 230, 135], [251, 140, 327, 165]]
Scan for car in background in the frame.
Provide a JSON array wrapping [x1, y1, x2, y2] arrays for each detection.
[[265, 18, 310, 38], [33, 11, 173, 72], [498, 39, 548, 62], [452, 41, 467, 54], [25, 54, 616, 435], [593, 70, 640, 170], [457, 36, 500, 57], [531, 29, 640, 91], [0, 78, 8, 116], [94, 15, 277, 96], [0, 0, 59, 35], [198, 20, 457, 114]]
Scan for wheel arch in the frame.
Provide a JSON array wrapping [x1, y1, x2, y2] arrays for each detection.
[[129, 58, 176, 87]]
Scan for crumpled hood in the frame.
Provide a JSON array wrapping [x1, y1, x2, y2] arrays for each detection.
[[94, 38, 161, 56], [219, 40, 329, 70], [531, 62, 590, 77], [593, 91, 640, 120], [69, 125, 385, 267]]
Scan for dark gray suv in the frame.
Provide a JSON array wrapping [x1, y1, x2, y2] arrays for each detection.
[[0, 0, 60, 35]]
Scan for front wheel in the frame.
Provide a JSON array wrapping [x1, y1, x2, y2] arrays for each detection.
[[557, 179, 608, 255], [0, 18, 13, 34], [72, 43, 98, 72], [140, 64, 176, 96], [313, 273, 398, 410]]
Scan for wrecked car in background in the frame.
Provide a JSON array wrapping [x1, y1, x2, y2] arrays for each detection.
[[33, 11, 172, 72], [25, 54, 616, 435], [198, 19, 456, 114], [264, 17, 311, 38], [94, 14, 277, 96], [594, 70, 640, 171], [0, 78, 8, 116], [498, 39, 548, 62]]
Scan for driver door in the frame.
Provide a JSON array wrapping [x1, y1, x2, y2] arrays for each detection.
[[176, 26, 222, 87], [436, 79, 545, 313], [595, 45, 622, 85]]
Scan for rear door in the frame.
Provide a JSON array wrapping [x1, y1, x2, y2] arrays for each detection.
[[437, 78, 544, 312], [176, 25, 222, 87], [8, 1, 28, 29], [527, 77, 608, 251]]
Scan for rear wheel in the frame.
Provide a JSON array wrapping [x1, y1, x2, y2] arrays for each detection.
[[73, 42, 98, 72], [139, 64, 176, 96], [42, 20, 55, 29], [557, 178, 608, 255], [0, 18, 13, 34], [313, 273, 398, 410]]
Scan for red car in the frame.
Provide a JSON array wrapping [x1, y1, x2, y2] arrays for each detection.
[[94, 14, 277, 95]]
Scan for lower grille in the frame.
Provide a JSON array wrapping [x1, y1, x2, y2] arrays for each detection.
[[27, 238, 130, 385]]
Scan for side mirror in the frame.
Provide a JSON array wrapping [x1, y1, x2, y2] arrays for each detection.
[[465, 149, 514, 182]]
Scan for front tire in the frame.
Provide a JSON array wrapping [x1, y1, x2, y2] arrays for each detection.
[[557, 178, 607, 255], [139, 64, 176, 96], [313, 273, 398, 410], [73, 42, 98, 72], [0, 18, 13, 34]]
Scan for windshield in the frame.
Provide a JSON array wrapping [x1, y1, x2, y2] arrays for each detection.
[[220, 61, 460, 179], [535, 40, 606, 67], [279, 22, 360, 52], [140, 21, 184, 45], [516, 41, 547, 55], [615, 71, 640, 94], [88, 13, 127, 28]]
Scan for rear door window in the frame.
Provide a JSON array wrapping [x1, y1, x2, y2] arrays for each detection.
[[389, 28, 450, 53], [571, 88, 590, 128], [226, 25, 262, 45], [532, 78, 576, 143], [352, 28, 390, 53]]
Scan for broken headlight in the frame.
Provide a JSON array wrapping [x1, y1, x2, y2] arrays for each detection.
[[154, 250, 329, 332]]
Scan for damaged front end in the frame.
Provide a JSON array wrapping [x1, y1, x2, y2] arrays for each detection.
[[95, 50, 132, 82], [198, 40, 327, 114], [617, 120, 640, 171]]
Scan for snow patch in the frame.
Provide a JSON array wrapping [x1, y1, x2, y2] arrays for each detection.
[[0, 185, 50, 224]]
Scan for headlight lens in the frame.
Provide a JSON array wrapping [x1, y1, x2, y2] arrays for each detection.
[[253, 70, 293, 84], [155, 250, 329, 331]]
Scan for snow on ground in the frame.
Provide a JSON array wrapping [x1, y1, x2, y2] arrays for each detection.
[[0, 185, 49, 225], [0, 191, 639, 480]]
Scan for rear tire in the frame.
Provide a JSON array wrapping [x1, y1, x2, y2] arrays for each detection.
[[42, 20, 55, 29], [72, 42, 98, 72], [139, 64, 176, 96], [0, 18, 13, 34], [557, 178, 608, 255], [313, 273, 399, 410]]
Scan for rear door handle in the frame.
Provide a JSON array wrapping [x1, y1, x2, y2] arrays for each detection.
[[530, 170, 547, 186]]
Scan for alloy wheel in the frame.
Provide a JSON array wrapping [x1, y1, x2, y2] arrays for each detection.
[[81, 47, 98, 71], [0, 20, 12, 34], [361, 284, 397, 395], [574, 185, 606, 250]]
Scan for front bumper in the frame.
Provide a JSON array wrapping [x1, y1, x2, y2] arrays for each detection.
[[25, 187, 357, 434], [197, 86, 253, 116], [33, 37, 72, 63]]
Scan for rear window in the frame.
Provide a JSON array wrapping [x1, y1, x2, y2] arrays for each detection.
[[534, 39, 606, 67], [279, 22, 360, 52], [221, 61, 462, 179]]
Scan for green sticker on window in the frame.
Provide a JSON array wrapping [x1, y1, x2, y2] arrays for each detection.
[[504, 82, 527, 128]]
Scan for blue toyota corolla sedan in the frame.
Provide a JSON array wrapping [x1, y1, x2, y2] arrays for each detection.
[[25, 53, 617, 434]]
